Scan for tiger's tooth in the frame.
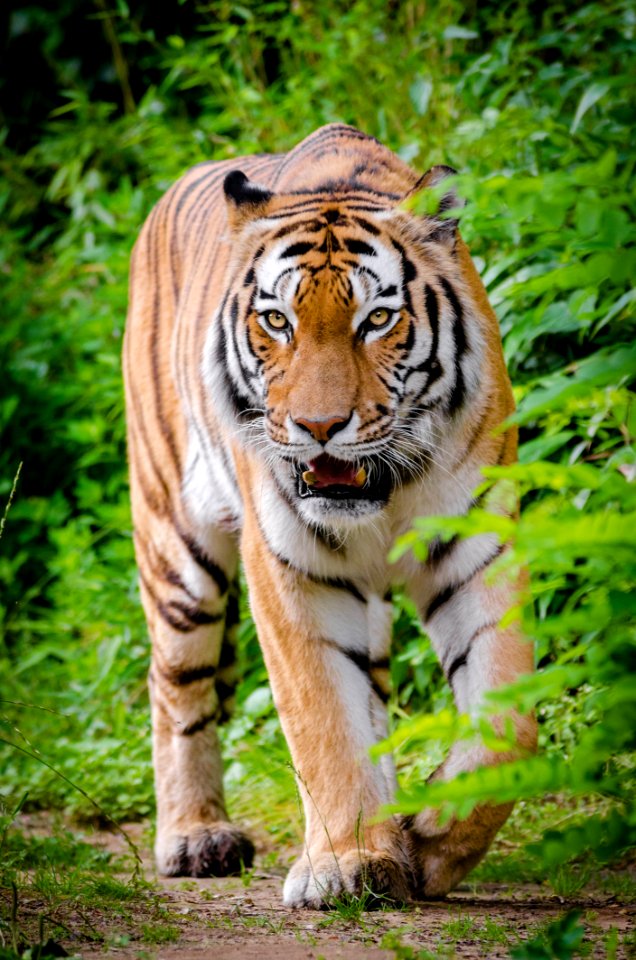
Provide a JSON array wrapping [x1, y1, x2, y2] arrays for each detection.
[[302, 470, 317, 485], [354, 467, 367, 487]]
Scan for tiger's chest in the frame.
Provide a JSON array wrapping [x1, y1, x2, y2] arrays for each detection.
[[181, 417, 480, 601]]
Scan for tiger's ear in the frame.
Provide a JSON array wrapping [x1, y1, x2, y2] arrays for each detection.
[[407, 164, 465, 247], [224, 170, 274, 230]]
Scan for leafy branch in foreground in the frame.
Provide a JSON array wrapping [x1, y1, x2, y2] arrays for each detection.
[[382, 387, 635, 867]]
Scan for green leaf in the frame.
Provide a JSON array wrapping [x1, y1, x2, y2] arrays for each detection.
[[443, 25, 478, 40], [570, 82, 609, 133], [409, 76, 433, 117]]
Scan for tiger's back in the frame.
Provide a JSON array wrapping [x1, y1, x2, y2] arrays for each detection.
[[124, 124, 535, 904]]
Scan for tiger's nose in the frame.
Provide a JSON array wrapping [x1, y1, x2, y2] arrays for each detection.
[[294, 414, 351, 444]]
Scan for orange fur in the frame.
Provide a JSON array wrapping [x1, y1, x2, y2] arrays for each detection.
[[124, 124, 536, 904]]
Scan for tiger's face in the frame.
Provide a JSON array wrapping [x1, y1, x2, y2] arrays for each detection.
[[212, 173, 478, 524]]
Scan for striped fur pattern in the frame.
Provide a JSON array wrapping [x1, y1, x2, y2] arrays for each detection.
[[124, 124, 536, 905]]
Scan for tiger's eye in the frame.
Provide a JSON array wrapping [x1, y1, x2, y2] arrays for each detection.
[[264, 310, 288, 330], [368, 308, 391, 326]]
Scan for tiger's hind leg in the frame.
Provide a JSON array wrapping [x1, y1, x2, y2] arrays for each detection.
[[134, 513, 254, 878]]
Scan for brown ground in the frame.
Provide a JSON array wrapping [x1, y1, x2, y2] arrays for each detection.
[[9, 819, 636, 960]]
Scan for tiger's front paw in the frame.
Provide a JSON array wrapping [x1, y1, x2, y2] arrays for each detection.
[[156, 822, 255, 877], [283, 849, 411, 909]]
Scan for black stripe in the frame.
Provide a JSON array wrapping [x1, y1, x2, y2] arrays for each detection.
[[155, 599, 221, 634], [216, 678, 235, 701], [162, 567, 197, 599], [426, 535, 459, 566], [343, 647, 370, 672], [354, 264, 381, 285], [230, 294, 255, 386], [445, 620, 499, 685], [390, 238, 417, 318], [426, 585, 456, 622], [165, 600, 223, 628], [425, 283, 440, 358], [135, 531, 199, 600], [379, 284, 398, 297], [224, 588, 240, 630], [336, 646, 391, 702], [293, 181, 399, 201], [371, 681, 390, 704], [448, 366, 466, 415], [352, 215, 380, 235], [371, 656, 390, 670], [447, 652, 468, 683], [404, 284, 442, 402], [317, 575, 366, 604], [440, 277, 468, 414], [339, 647, 389, 674], [273, 218, 323, 239], [390, 239, 417, 283], [179, 712, 217, 736], [268, 544, 363, 601], [376, 372, 402, 397], [344, 238, 376, 256], [218, 324, 259, 419], [160, 663, 217, 685], [425, 544, 505, 622], [156, 602, 194, 633], [281, 241, 314, 258], [140, 572, 220, 634], [176, 526, 229, 595], [264, 200, 387, 220]]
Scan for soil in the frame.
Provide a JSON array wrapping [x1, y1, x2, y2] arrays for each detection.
[[10, 819, 636, 960]]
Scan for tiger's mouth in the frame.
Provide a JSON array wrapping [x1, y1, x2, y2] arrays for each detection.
[[296, 453, 392, 502]]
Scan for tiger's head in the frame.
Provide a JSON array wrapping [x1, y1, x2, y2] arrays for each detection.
[[208, 167, 483, 525]]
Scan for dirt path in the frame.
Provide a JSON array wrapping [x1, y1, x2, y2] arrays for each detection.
[[69, 824, 633, 960]]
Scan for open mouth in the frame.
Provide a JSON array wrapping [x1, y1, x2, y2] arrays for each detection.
[[296, 453, 392, 502]]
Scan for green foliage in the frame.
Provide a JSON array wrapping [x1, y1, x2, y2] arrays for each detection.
[[386, 102, 636, 854], [510, 911, 585, 960], [0, 0, 634, 903]]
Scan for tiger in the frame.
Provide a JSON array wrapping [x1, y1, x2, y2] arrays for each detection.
[[123, 122, 536, 908]]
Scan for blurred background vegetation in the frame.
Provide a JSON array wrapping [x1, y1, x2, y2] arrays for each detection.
[[1, 0, 634, 892]]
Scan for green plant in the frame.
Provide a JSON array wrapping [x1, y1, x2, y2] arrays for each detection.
[[511, 911, 586, 960], [140, 922, 180, 944]]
